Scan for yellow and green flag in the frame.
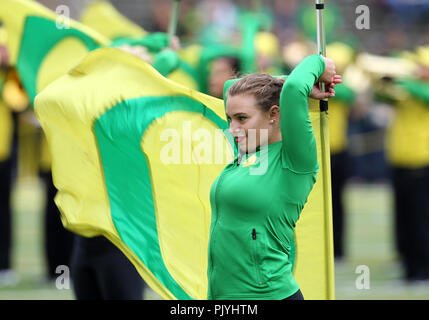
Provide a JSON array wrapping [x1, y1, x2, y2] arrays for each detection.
[[35, 47, 234, 300], [79, 0, 147, 40], [79, 1, 199, 92], [35, 47, 334, 300], [0, 0, 109, 104]]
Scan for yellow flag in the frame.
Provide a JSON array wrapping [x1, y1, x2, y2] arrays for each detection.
[[35, 47, 234, 300], [80, 1, 147, 40], [0, 0, 109, 104], [293, 99, 335, 300], [35, 47, 334, 300]]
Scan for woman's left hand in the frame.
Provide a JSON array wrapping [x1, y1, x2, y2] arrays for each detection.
[[310, 75, 342, 100]]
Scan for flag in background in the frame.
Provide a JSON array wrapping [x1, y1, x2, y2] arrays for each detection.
[[79, 0, 200, 92], [35, 45, 334, 300], [79, 0, 147, 41], [0, 0, 109, 105]]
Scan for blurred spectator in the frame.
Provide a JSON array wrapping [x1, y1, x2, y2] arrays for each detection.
[[254, 31, 283, 74], [195, 0, 239, 46], [383, 47, 429, 282], [0, 30, 20, 287], [384, 28, 408, 56], [272, 0, 299, 45], [296, 0, 343, 45], [0, 81, 18, 287], [208, 56, 241, 98], [326, 42, 357, 261], [383, 0, 429, 25]]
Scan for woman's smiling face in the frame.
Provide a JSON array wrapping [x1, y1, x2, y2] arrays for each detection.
[[226, 94, 273, 154]]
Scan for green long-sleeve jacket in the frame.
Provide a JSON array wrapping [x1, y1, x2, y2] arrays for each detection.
[[207, 54, 325, 300]]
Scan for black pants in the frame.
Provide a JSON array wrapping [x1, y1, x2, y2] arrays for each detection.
[[0, 159, 12, 270], [331, 151, 349, 259], [391, 166, 429, 281], [283, 289, 304, 300], [39, 170, 74, 279], [70, 235, 145, 300], [0, 112, 17, 271]]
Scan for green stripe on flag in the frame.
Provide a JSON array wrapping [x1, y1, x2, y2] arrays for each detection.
[[16, 16, 100, 103], [94, 96, 230, 299]]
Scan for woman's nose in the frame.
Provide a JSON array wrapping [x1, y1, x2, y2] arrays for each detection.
[[229, 125, 245, 137], [229, 122, 239, 135]]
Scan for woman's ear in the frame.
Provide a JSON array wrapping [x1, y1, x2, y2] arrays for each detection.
[[269, 105, 280, 122]]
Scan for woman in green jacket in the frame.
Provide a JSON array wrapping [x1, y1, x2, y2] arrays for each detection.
[[207, 54, 340, 300]]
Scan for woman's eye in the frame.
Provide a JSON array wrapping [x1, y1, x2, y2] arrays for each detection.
[[238, 116, 247, 121]]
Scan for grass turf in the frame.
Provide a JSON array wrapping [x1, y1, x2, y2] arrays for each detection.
[[1, 178, 428, 300]]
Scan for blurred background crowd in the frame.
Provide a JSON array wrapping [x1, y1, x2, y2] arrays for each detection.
[[0, 0, 429, 299]]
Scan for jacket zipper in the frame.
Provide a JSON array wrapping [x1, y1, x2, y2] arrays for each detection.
[[252, 228, 264, 286]]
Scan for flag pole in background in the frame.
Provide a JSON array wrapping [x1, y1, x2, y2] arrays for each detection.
[[315, 0, 336, 299], [167, 0, 181, 45], [252, 0, 262, 11]]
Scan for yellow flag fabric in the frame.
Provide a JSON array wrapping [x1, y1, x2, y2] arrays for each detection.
[[79, 1, 198, 91], [79, 1, 147, 40], [0, 99, 13, 161], [0, 0, 109, 103], [35, 47, 334, 300], [35, 47, 233, 300], [294, 99, 335, 299], [0, 70, 14, 161]]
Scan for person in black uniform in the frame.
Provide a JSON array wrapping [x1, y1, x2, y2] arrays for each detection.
[[39, 167, 75, 281], [0, 109, 17, 287], [0, 39, 19, 286], [70, 235, 145, 300]]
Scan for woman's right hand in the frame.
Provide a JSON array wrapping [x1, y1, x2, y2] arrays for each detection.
[[319, 56, 336, 84]]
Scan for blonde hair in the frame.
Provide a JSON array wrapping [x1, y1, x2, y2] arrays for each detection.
[[226, 73, 285, 112]]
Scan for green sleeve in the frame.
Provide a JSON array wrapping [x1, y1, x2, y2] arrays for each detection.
[[397, 78, 429, 106], [333, 83, 356, 105], [136, 32, 169, 53], [152, 49, 180, 77], [110, 32, 169, 54], [279, 54, 325, 173]]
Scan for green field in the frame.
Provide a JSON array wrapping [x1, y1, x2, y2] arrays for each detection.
[[336, 183, 429, 300], [1, 178, 428, 300]]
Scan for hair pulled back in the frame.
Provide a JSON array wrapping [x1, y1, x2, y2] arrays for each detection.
[[226, 74, 285, 112]]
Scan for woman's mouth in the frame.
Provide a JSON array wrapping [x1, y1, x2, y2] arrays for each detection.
[[235, 136, 246, 143]]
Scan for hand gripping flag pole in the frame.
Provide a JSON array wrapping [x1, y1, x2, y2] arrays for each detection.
[[315, 0, 336, 299]]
